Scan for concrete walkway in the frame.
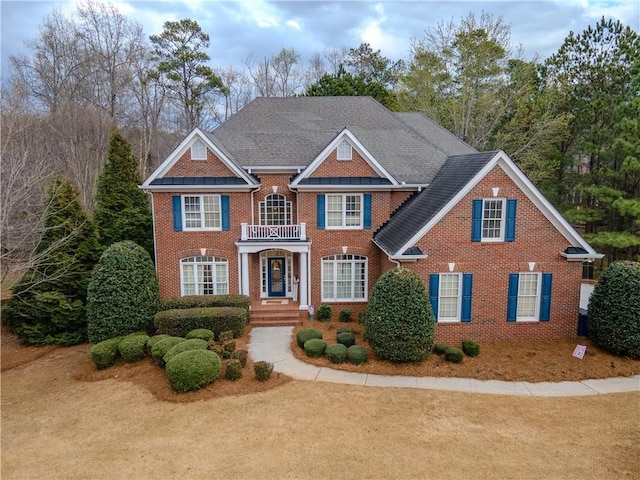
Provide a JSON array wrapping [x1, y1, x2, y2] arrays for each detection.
[[248, 326, 640, 397]]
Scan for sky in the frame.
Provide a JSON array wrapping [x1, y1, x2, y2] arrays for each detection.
[[1, 0, 639, 80]]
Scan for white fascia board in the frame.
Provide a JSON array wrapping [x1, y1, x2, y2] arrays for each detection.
[[291, 184, 423, 193], [393, 151, 600, 256], [139, 185, 257, 193], [560, 252, 605, 261], [290, 128, 398, 186], [141, 128, 257, 188]]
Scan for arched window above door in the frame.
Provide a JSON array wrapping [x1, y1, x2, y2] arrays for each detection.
[[260, 193, 292, 225]]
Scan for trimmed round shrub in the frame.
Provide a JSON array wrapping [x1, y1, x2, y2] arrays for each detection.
[[462, 340, 480, 357], [151, 337, 185, 366], [118, 333, 150, 362], [225, 359, 243, 381], [317, 304, 332, 321], [347, 345, 367, 365], [304, 338, 327, 358], [588, 261, 640, 358], [209, 344, 225, 358], [336, 331, 356, 348], [336, 327, 351, 335], [364, 267, 435, 362], [433, 344, 449, 355], [186, 329, 215, 342], [339, 308, 352, 322], [296, 328, 323, 348], [444, 347, 464, 363], [231, 349, 248, 368], [326, 343, 347, 363], [91, 337, 122, 370], [165, 349, 222, 392], [86, 241, 159, 343], [147, 334, 171, 352], [163, 338, 208, 364], [254, 361, 273, 381]]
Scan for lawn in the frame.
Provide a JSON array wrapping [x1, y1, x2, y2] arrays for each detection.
[[2, 325, 639, 479]]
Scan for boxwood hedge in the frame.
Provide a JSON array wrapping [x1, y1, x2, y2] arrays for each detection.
[[165, 349, 222, 392], [154, 307, 247, 339]]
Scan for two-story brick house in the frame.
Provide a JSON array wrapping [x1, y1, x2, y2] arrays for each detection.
[[141, 96, 601, 343]]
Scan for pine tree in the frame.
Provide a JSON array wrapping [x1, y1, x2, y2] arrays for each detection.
[[6, 177, 100, 345], [94, 129, 153, 257]]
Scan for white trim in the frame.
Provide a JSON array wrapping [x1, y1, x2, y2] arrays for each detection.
[[290, 129, 399, 186], [480, 197, 506, 242], [325, 193, 364, 230], [320, 254, 368, 302], [141, 128, 257, 188], [292, 184, 424, 193], [337, 139, 353, 160], [515, 272, 542, 322], [191, 139, 207, 160], [393, 151, 600, 257], [180, 256, 229, 296], [181, 194, 222, 231], [437, 273, 462, 322]]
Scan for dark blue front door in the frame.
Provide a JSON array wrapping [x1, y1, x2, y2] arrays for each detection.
[[267, 257, 286, 297]]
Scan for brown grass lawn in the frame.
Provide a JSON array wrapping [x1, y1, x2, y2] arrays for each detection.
[[2, 324, 640, 479]]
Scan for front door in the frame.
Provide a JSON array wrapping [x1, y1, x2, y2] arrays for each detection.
[[267, 257, 286, 297]]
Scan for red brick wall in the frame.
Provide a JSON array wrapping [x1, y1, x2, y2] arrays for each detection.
[[403, 165, 583, 343], [166, 149, 237, 177], [311, 148, 381, 178]]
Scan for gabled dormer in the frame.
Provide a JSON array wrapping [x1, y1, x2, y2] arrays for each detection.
[[141, 128, 258, 192]]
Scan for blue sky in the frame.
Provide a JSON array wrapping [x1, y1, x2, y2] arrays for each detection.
[[1, 0, 638, 79]]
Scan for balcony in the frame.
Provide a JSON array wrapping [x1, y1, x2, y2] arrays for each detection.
[[240, 223, 307, 241]]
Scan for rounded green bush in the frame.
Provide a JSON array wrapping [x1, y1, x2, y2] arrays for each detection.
[[326, 343, 347, 363], [304, 338, 327, 358], [86, 241, 159, 343], [151, 337, 185, 366], [166, 349, 222, 392], [317, 304, 332, 321], [91, 337, 122, 370], [444, 347, 464, 363], [461, 340, 480, 357], [147, 334, 171, 352], [225, 359, 243, 381], [347, 345, 367, 365], [118, 333, 150, 362], [254, 361, 273, 381], [336, 327, 351, 335], [296, 328, 323, 348], [364, 268, 435, 362], [163, 338, 208, 364], [433, 344, 449, 355], [336, 331, 356, 348], [588, 261, 640, 358], [185, 328, 215, 342]]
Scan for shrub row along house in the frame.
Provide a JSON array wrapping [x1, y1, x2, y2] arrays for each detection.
[[141, 97, 602, 343]]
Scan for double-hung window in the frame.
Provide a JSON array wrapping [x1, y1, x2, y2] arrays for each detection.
[[482, 199, 505, 241], [183, 195, 221, 230], [327, 194, 362, 229], [429, 273, 473, 322], [181, 256, 228, 296], [472, 198, 517, 242], [321, 254, 367, 301], [507, 272, 553, 322]]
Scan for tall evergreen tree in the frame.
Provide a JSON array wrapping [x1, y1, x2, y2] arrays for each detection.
[[94, 129, 153, 257], [544, 18, 640, 262], [5, 177, 100, 345]]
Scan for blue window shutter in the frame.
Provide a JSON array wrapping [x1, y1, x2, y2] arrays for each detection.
[[172, 196, 182, 232], [363, 194, 372, 229], [471, 199, 482, 242], [221, 195, 230, 231], [507, 273, 519, 322], [429, 274, 439, 321], [540, 273, 553, 321], [317, 194, 325, 229], [461, 273, 473, 322], [505, 199, 517, 242]]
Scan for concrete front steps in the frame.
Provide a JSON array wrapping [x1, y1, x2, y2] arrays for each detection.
[[249, 299, 304, 326]]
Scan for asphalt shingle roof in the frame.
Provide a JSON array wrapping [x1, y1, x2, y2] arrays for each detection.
[[374, 151, 499, 255], [210, 97, 477, 184]]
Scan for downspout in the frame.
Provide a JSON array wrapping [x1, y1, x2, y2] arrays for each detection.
[[388, 255, 400, 269]]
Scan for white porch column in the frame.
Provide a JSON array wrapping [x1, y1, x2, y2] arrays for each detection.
[[241, 252, 250, 296], [299, 251, 308, 309]]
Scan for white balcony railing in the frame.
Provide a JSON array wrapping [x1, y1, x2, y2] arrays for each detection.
[[240, 223, 306, 241]]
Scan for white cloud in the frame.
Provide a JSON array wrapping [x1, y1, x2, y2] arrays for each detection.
[[286, 19, 301, 30]]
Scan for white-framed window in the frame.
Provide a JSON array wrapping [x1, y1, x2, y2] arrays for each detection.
[[181, 256, 228, 296], [482, 198, 505, 241], [183, 195, 221, 230], [260, 193, 292, 225], [516, 272, 541, 321], [438, 273, 462, 322], [191, 140, 207, 160], [326, 194, 363, 229], [321, 254, 367, 301], [337, 139, 352, 160]]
